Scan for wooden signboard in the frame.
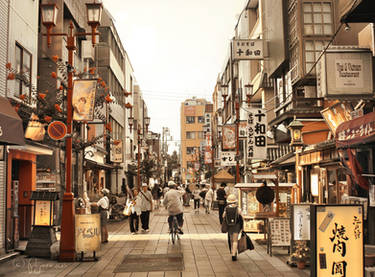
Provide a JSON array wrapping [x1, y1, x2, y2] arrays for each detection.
[[268, 217, 291, 256]]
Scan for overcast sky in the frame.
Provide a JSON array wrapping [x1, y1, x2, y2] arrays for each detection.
[[102, 0, 248, 152]]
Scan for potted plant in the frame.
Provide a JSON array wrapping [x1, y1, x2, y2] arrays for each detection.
[[291, 241, 310, 269]]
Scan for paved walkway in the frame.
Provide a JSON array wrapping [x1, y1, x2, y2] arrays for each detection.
[[0, 206, 309, 277]]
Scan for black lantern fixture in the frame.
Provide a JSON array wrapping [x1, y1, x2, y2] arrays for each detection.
[[288, 116, 304, 146], [40, 3, 59, 47], [85, 1, 103, 46], [221, 84, 229, 99]]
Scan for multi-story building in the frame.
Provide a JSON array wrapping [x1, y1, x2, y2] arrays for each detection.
[[180, 97, 212, 184]]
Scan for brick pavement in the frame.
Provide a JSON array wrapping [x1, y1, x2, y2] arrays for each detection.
[[0, 205, 309, 277]]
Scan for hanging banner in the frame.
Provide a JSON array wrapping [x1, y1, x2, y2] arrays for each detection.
[[247, 108, 267, 160], [72, 79, 97, 121], [204, 146, 212, 164], [239, 121, 248, 138], [222, 125, 236, 150], [110, 140, 123, 163], [311, 205, 363, 277]]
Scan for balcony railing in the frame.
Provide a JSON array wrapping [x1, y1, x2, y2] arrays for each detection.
[[267, 144, 295, 162]]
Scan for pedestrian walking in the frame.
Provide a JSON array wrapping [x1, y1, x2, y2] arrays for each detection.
[[151, 182, 162, 210], [217, 182, 227, 224], [92, 188, 110, 243], [192, 184, 201, 213], [140, 183, 153, 232], [222, 194, 243, 261], [129, 188, 141, 234], [205, 185, 214, 214]]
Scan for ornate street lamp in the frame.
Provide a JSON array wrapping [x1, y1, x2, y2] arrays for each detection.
[[244, 84, 253, 106], [128, 116, 134, 132], [288, 116, 304, 146], [85, 1, 103, 46], [40, 3, 58, 47], [145, 116, 150, 133], [40, 1, 102, 262]]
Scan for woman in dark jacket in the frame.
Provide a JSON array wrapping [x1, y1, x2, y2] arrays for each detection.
[[222, 193, 243, 261]]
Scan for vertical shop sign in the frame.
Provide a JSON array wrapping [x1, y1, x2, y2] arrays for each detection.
[[247, 108, 267, 160], [222, 125, 236, 150], [311, 205, 363, 277]]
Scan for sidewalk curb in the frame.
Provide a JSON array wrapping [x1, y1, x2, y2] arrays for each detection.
[[0, 252, 20, 264]]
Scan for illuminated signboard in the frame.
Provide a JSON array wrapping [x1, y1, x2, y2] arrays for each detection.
[[34, 200, 53, 226], [311, 205, 363, 277]]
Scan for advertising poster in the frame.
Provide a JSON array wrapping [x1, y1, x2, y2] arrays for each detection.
[[72, 80, 97, 121], [75, 214, 101, 253], [110, 140, 123, 163], [222, 125, 236, 150], [311, 205, 363, 277], [204, 147, 212, 164]]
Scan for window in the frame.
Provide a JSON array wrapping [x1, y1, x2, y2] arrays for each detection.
[[304, 40, 329, 74], [186, 131, 195, 139], [303, 2, 333, 36], [186, 116, 195, 124], [197, 116, 205, 123], [186, 147, 195, 154], [197, 131, 204, 139], [15, 43, 32, 100]]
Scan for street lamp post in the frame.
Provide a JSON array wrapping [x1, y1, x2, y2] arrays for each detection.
[[41, 1, 102, 262], [137, 126, 142, 189], [244, 84, 253, 107], [221, 84, 228, 121], [235, 96, 240, 184]]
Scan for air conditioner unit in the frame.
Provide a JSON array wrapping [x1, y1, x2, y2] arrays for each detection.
[[82, 41, 94, 61]]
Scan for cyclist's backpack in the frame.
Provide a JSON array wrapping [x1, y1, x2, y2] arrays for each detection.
[[225, 206, 238, 226]]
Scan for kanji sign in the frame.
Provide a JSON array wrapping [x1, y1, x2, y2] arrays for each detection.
[[246, 108, 267, 160], [204, 146, 212, 164], [220, 151, 236, 166], [110, 139, 123, 163], [311, 205, 363, 277], [239, 121, 248, 138], [232, 39, 265, 60]]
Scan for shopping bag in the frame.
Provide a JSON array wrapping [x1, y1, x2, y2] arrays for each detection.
[[123, 200, 133, 216], [238, 231, 254, 253], [246, 232, 255, 250]]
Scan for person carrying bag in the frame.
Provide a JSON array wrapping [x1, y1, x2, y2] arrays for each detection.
[[221, 194, 244, 261]]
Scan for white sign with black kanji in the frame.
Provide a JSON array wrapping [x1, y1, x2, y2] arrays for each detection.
[[247, 108, 267, 160], [232, 39, 265, 60], [220, 151, 236, 166]]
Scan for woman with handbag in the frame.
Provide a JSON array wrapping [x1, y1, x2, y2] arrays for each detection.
[[222, 194, 243, 261], [129, 188, 142, 235]]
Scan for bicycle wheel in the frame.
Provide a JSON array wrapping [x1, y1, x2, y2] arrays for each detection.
[[171, 217, 178, 244]]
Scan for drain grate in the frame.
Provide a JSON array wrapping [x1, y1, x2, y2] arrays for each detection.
[[114, 253, 184, 273]]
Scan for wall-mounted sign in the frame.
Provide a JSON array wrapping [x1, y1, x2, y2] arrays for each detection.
[[293, 204, 310, 241], [321, 101, 352, 134], [110, 140, 123, 163], [311, 205, 363, 277], [232, 39, 265, 60], [72, 79, 97, 121], [246, 108, 267, 160], [317, 48, 373, 98], [220, 151, 236, 166], [75, 214, 101, 253], [34, 200, 53, 226], [204, 147, 212, 164], [222, 125, 236, 150]]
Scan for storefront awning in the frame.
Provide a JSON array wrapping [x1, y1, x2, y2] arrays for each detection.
[[341, 0, 375, 23], [85, 159, 115, 170], [214, 169, 235, 183], [336, 111, 375, 148], [0, 96, 25, 145]]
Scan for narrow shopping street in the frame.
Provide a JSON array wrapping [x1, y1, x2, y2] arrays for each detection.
[[0, 205, 308, 277]]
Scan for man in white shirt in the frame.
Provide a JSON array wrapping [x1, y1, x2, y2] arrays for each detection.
[[205, 184, 214, 214], [163, 181, 185, 234]]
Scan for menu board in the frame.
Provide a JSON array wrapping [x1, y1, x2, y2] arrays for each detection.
[[269, 218, 291, 246]]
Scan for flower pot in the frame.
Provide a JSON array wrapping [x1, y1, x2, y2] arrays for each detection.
[[297, 261, 306, 269]]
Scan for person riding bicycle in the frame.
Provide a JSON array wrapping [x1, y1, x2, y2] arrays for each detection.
[[163, 180, 185, 234]]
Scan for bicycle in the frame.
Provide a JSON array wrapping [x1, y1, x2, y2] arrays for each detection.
[[170, 215, 180, 244]]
